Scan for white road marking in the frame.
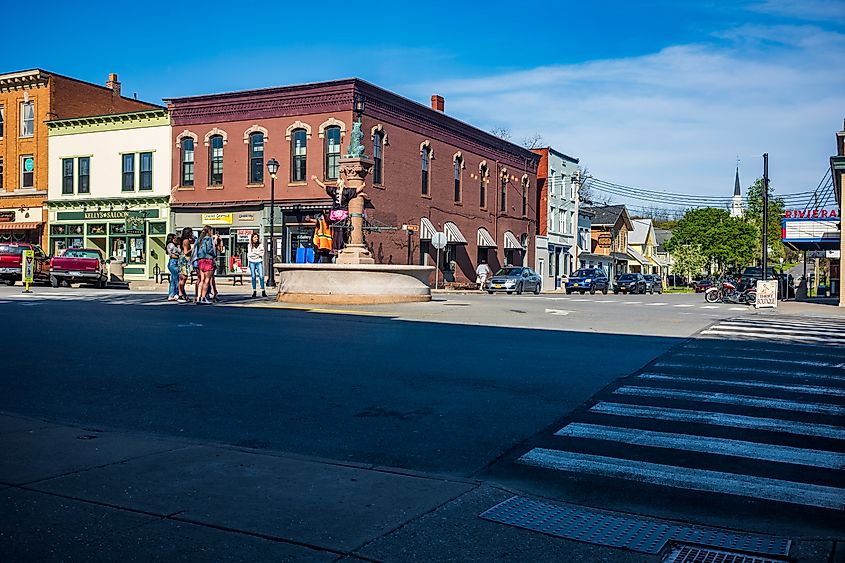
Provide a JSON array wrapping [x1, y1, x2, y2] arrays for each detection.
[[517, 448, 845, 510], [674, 304, 694, 308], [614, 386, 845, 416], [713, 323, 844, 337], [637, 373, 845, 396], [572, 298, 592, 302], [680, 341, 841, 358], [624, 301, 642, 305], [700, 305, 720, 309], [647, 303, 667, 306], [670, 352, 844, 369], [545, 297, 571, 301], [545, 308, 572, 316], [555, 422, 845, 470], [701, 329, 844, 344], [729, 307, 747, 311], [651, 362, 845, 382], [177, 322, 204, 327], [590, 402, 845, 440]]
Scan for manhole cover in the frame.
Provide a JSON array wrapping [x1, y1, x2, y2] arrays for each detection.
[[664, 544, 787, 563]]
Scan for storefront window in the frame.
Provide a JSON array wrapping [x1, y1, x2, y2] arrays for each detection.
[[128, 236, 145, 263], [88, 224, 107, 236]]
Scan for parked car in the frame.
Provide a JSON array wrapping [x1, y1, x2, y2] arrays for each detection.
[[0, 242, 50, 286], [737, 266, 794, 298], [49, 248, 108, 288], [643, 274, 663, 294], [565, 268, 609, 295], [693, 278, 715, 293], [486, 267, 542, 295], [613, 273, 648, 294]]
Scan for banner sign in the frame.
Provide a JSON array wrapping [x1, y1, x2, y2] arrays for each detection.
[[236, 229, 254, 242], [202, 213, 233, 225], [22, 250, 34, 284], [56, 209, 160, 221], [755, 279, 778, 309], [783, 208, 838, 219], [0, 211, 15, 222]]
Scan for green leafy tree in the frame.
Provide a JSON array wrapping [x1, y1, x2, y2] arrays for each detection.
[[671, 244, 708, 281], [745, 178, 786, 265], [664, 207, 757, 272]]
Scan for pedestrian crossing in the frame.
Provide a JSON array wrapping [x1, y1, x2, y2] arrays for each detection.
[[516, 315, 845, 511], [542, 296, 752, 312]]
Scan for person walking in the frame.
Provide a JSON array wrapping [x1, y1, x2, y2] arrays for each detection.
[[475, 259, 492, 290], [165, 233, 181, 301], [195, 225, 217, 305], [178, 227, 194, 302], [247, 232, 267, 298]]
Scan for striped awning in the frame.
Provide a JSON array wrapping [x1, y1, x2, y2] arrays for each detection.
[[477, 227, 497, 248], [419, 217, 437, 240], [0, 222, 41, 231], [444, 222, 467, 244], [503, 230, 522, 250]]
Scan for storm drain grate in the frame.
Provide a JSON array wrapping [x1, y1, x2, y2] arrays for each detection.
[[479, 496, 791, 556], [664, 544, 787, 563]]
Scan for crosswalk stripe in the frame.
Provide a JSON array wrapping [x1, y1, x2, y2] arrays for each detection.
[[680, 341, 841, 358], [674, 304, 694, 308], [700, 305, 720, 309], [614, 386, 845, 416], [517, 448, 845, 510], [669, 352, 844, 369], [554, 422, 845, 470], [589, 402, 845, 440], [700, 329, 843, 344], [651, 362, 845, 382], [647, 302, 667, 306], [637, 373, 845, 396], [713, 323, 843, 337]]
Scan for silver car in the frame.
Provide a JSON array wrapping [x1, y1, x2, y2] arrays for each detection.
[[486, 267, 542, 295]]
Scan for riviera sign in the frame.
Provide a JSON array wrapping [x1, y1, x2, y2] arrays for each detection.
[[783, 209, 839, 219]]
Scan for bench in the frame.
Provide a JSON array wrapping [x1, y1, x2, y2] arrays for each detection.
[[188, 271, 244, 286]]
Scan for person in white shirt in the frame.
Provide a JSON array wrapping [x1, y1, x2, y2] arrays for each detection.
[[247, 232, 267, 298], [475, 259, 492, 289]]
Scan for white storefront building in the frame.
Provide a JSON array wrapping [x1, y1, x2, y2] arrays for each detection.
[[47, 109, 171, 280]]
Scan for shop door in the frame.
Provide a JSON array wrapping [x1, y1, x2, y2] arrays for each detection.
[[285, 225, 314, 263]]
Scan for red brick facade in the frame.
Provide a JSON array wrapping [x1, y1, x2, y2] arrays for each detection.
[[167, 79, 538, 284]]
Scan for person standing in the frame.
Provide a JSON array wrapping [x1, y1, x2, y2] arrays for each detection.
[[165, 233, 181, 301], [247, 232, 267, 298], [178, 227, 194, 302], [475, 259, 492, 290], [195, 225, 217, 305]]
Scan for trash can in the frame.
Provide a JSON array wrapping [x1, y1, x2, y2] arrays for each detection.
[[109, 258, 124, 282]]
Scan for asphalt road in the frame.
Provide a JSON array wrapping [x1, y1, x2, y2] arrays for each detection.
[[0, 287, 733, 477]]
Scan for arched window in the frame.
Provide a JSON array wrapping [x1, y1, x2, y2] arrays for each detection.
[[479, 163, 487, 209], [208, 135, 224, 186], [521, 175, 529, 217], [500, 173, 507, 212], [421, 144, 431, 196], [291, 128, 307, 182], [248, 132, 264, 184], [324, 126, 341, 180], [373, 131, 384, 185], [180, 138, 194, 187], [453, 154, 463, 203]]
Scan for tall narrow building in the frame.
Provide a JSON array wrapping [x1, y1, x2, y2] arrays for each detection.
[[730, 164, 744, 218]]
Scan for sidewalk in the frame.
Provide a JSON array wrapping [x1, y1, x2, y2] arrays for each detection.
[[2, 413, 838, 562]]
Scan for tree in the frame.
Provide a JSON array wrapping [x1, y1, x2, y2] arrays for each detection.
[[664, 207, 757, 273], [745, 178, 786, 266], [671, 244, 708, 281], [520, 133, 544, 149], [490, 127, 512, 141]]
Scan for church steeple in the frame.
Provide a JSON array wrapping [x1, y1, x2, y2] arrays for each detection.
[[730, 158, 744, 218]]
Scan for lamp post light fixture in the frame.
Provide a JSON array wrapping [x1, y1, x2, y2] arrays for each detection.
[[353, 92, 365, 120], [266, 158, 280, 288]]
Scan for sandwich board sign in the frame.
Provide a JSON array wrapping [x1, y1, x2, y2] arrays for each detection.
[[755, 279, 778, 309], [22, 250, 34, 293]]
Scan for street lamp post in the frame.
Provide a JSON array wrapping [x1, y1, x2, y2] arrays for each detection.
[[266, 158, 280, 288]]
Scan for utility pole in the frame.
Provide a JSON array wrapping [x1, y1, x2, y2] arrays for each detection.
[[762, 153, 769, 281]]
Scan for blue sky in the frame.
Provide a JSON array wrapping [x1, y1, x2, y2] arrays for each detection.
[[8, 0, 845, 204]]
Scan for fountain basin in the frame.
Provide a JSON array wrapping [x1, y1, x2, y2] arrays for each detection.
[[273, 263, 434, 305]]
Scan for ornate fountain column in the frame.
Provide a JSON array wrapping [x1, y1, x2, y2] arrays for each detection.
[[336, 119, 375, 264]]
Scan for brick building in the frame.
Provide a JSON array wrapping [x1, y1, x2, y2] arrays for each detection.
[[166, 79, 538, 284], [0, 70, 158, 247]]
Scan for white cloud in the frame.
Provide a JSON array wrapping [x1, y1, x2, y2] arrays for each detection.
[[409, 24, 845, 205], [750, 0, 845, 23]]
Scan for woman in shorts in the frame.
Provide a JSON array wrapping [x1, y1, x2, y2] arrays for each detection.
[[195, 225, 217, 304]]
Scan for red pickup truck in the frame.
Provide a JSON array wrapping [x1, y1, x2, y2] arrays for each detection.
[[0, 242, 50, 286], [49, 248, 108, 288]]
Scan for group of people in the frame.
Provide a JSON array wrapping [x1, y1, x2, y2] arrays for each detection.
[[165, 226, 268, 304]]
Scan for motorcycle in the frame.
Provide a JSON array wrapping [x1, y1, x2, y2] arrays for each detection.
[[704, 279, 756, 305]]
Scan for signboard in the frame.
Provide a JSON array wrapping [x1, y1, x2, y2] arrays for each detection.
[[598, 233, 612, 248], [431, 232, 447, 250], [236, 229, 254, 242], [0, 211, 15, 223], [238, 213, 256, 222], [202, 213, 233, 225], [755, 279, 778, 309], [56, 209, 160, 221], [23, 157, 34, 173], [22, 250, 34, 292], [784, 208, 838, 219]]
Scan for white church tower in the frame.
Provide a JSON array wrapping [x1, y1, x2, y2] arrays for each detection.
[[730, 163, 744, 218]]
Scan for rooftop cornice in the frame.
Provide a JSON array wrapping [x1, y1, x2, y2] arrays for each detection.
[[47, 109, 169, 130], [0, 69, 50, 92]]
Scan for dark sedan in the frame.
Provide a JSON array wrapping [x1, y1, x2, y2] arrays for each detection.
[[486, 267, 542, 295], [564, 268, 609, 295], [613, 273, 648, 294], [643, 274, 663, 294]]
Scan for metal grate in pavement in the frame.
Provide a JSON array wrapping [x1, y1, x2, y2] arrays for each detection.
[[479, 496, 791, 556], [664, 544, 787, 563]]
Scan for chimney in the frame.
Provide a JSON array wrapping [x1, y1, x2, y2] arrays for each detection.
[[106, 73, 121, 97], [431, 94, 444, 112]]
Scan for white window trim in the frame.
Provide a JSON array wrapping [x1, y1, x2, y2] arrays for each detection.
[[20, 101, 34, 138]]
